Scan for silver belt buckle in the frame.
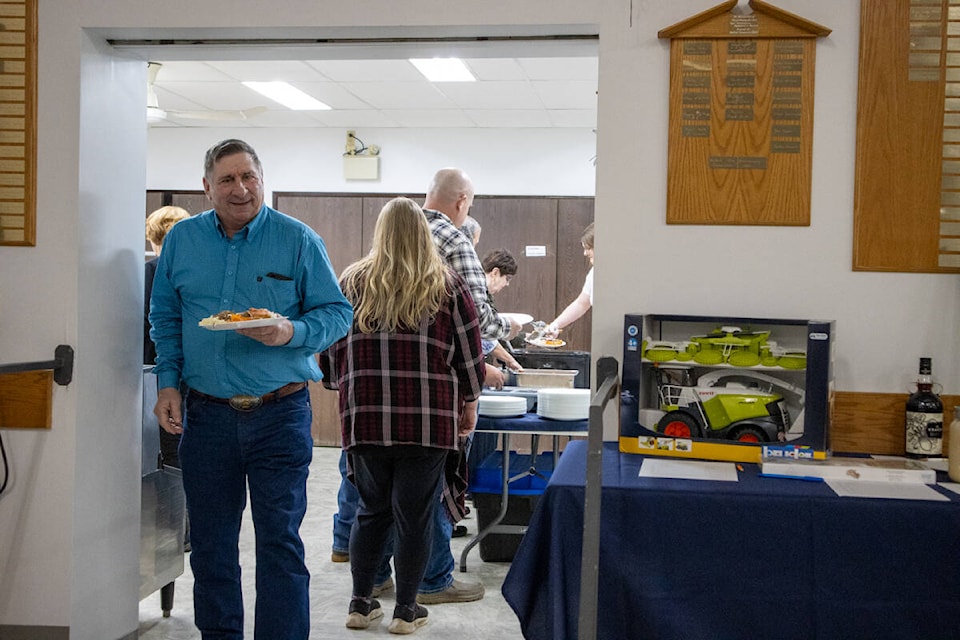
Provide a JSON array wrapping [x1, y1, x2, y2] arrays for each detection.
[[229, 394, 263, 411]]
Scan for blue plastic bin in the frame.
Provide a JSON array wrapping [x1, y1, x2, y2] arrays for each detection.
[[469, 451, 554, 561]]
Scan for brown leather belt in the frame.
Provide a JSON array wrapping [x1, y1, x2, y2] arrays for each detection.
[[188, 381, 308, 411]]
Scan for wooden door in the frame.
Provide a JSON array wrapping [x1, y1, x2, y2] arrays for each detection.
[[170, 192, 210, 216], [275, 194, 366, 446]]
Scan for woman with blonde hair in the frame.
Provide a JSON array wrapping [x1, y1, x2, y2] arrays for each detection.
[[320, 196, 486, 635], [145, 205, 190, 363]]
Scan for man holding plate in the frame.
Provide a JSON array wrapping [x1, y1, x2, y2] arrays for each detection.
[[150, 138, 352, 640]]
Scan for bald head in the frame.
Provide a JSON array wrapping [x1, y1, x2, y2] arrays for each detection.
[[423, 168, 475, 227]]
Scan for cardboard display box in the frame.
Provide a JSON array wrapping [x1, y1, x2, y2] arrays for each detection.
[[620, 313, 834, 463]]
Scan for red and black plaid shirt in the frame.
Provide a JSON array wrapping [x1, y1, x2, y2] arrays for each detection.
[[320, 270, 486, 452]]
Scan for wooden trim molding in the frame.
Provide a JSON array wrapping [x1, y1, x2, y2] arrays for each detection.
[[832, 390, 958, 455], [0, 369, 52, 429]]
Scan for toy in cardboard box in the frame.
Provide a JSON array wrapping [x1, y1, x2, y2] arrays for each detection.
[[620, 314, 834, 463]]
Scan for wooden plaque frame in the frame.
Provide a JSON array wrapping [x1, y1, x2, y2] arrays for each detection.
[[659, 0, 830, 226], [0, 0, 36, 246], [853, 0, 960, 273]]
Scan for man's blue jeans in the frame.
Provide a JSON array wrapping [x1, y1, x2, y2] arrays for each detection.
[[180, 388, 313, 640], [334, 450, 454, 592]]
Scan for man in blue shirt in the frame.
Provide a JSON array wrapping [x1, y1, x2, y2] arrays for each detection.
[[151, 139, 352, 640]]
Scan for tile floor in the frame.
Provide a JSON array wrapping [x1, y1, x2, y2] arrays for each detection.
[[138, 445, 524, 639]]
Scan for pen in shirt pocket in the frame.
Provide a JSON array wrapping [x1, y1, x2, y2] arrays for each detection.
[[259, 272, 293, 282]]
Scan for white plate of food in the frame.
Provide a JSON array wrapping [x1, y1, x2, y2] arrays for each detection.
[[199, 308, 286, 331], [525, 337, 566, 349], [500, 312, 534, 326]]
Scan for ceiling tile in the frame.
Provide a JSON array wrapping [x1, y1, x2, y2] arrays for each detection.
[[464, 109, 552, 128], [339, 81, 453, 110], [389, 109, 477, 127], [533, 80, 598, 110], [206, 60, 328, 82], [305, 59, 423, 82]]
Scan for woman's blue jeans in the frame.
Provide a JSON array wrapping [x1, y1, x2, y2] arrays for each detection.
[[180, 388, 313, 640]]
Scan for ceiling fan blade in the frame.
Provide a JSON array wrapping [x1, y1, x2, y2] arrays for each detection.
[[146, 61, 268, 124], [147, 105, 168, 124]]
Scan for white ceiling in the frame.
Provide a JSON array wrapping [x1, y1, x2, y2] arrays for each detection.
[[147, 56, 598, 129]]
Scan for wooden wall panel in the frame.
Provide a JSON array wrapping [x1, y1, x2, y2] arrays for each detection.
[[470, 196, 559, 331], [170, 192, 209, 216], [556, 198, 594, 353], [832, 390, 958, 455], [0, 370, 52, 429], [276, 195, 364, 278], [276, 194, 366, 447]]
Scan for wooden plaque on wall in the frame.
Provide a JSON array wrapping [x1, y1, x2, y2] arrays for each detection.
[[0, 0, 35, 246], [659, 0, 830, 225], [853, 0, 960, 272]]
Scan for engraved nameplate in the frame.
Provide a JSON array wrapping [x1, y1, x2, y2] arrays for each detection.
[[709, 156, 767, 170], [682, 125, 710, 137], [771, 140, 801, 153], [773, 92, 802, 103], [683, 107, 711, 120], [683, 93, 711, 104], [683, 76, 711, 88], [683, 42, 712, 56], [728, 16, 759, 36], [726, 75, 755, 88], [773, 108, 802, 120], [725, 107, 754, 121], [774, 42, 804, 55], [773, 75, 803, 87], [772, 124, 801, 137], [728, 40, 757, 55], [726, 92, 755, 105], [774, 60, 803, 72]]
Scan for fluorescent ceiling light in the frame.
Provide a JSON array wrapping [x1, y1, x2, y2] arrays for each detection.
[[409, 58, 476, 82], [242, 81, 331, 110]]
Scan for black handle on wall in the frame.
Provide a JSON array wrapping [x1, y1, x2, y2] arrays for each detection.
[[0, 344, 74, 385]]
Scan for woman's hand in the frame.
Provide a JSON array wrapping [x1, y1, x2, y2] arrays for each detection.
[[459, 400, 478, 436]]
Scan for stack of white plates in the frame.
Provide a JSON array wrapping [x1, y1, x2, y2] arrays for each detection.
[[537, 388, 590, 421], [478, 394, 528, 418]]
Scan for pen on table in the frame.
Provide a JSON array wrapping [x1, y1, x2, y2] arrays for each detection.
[[758, 473, 824, 482]]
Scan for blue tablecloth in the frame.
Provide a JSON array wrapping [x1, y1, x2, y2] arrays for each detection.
[[476, 412, 590, 434], [502, 441, 960, 640]]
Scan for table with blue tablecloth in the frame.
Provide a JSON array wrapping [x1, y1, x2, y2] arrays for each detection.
[[502, 440, 960, 640], [461, 413, 589, 571]]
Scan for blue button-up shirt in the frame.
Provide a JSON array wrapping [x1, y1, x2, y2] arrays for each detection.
[[150, 205, 353, 398]]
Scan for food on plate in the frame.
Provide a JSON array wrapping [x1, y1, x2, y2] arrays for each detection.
[[526, 337, 565, 348], [199, 307, 281, 327]]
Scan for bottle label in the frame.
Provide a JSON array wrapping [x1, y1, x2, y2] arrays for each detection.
[[905, 411, 943, 455]]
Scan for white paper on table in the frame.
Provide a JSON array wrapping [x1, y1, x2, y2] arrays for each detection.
[[639, 458, 739, 482], [825, 479, 949, 501], [872, 453, 946, 473]]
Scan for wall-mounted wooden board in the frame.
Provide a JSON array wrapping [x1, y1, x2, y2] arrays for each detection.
[[0, 369, 52, 429], [660, 0, 829, 226], [853, 0, 960, 272], [0, 0, 36, 246]]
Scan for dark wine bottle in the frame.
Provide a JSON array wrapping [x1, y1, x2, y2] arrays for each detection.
[[905, 357, 943, 458]]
